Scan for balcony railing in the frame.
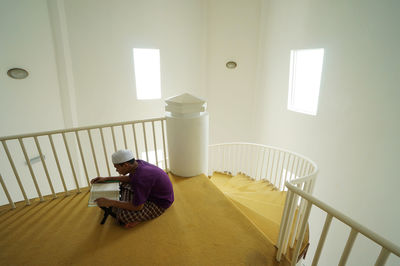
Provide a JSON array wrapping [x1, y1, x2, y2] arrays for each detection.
[[0, 118, 168, 208]]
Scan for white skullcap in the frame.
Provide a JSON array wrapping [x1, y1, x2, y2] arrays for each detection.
[[112, 150, 135, 164]]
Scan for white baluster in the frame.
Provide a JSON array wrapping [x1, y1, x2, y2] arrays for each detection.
[[291, 201, 312, 266], [49, 135, 68, 194], [161, 120, 168, 170], [132, 123, 139, 159], [74, 131, 90, 186], [375, 247, 390, 266], [62, 133, 80, 192], [99, 128, 111, 176], [122, 125, 128, 149], [312, 214, 333, 266], [152, 121, 158, 166], [142, 122, 149, 161], [87, 129, 100, 177], [0, 173, 15, 208], [34, 136, 56, 197], [19, 138, 44, 201], [276, 190, 295, 261], [111, 126, 117, 152], [339, 229, 358, 266], [2, 140, 30, 204]]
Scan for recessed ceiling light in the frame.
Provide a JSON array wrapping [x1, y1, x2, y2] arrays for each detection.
[[226, 61, 237, 69], [7, 68, 29, 79]]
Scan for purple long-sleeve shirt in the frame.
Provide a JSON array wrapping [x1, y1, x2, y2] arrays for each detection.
[[129, 160, 174, 209]]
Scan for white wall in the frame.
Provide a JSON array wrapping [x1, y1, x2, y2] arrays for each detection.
[[254, 0, 400, 264], [0, 0, 72, 205], [0, 0, 65, 136], [0, 0, 209, 205], [206, 0, 261, 144], [1, 0, 209, 131], [63, 0, 207, 126]]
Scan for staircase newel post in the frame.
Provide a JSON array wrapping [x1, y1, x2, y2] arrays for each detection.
[[165, 93, 209, 177]]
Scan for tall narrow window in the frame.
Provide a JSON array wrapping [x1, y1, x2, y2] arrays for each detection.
[[288, 48, 324, 116], [133, 48, 161, 100]]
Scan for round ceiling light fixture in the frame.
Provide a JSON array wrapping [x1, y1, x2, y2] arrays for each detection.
[[226, 61, 237, 69], [7, 68, 29, 79]]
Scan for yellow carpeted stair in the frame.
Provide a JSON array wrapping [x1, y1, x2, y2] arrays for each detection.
[[210, 172, 309, 263]]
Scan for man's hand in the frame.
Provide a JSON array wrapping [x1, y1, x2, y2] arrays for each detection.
[[91, 177, 106, 184], [95, 197, 113, 207]]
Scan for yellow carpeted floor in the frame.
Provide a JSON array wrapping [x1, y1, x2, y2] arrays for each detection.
[[0, 173, 289, 266]]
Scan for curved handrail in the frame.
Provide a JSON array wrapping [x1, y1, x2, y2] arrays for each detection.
[[208, 142, 318, 264], [208, 142, 318, 192], [209, 142, 318, 172]]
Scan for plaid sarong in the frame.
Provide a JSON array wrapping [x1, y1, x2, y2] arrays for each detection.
[[113, 183, 166, 224]]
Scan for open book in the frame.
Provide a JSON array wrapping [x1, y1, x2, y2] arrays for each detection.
[[88, 182, 120, 207]]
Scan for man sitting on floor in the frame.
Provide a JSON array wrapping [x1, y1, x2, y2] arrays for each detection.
[[91, 149, 174, 228]]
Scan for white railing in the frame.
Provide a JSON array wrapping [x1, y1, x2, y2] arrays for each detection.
[[209, 142, 400, 265], [208, 142, 318, 262], [0, 118, 168, 209], [284, 182, 400, 266], [208, 143, 317, 190]]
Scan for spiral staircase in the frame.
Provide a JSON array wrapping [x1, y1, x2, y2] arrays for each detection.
[[210, 172, 309, 264]]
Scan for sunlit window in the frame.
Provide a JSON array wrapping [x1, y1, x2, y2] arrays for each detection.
[[133, 48, 161, 100], [288, 48, 324, 116]]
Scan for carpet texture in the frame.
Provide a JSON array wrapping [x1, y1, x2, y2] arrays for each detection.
[[210, 173, 309, 263], [0, 173, 289, 266]]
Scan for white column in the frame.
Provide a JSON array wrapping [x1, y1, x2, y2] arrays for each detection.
[[165, 93, 209, 177]]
